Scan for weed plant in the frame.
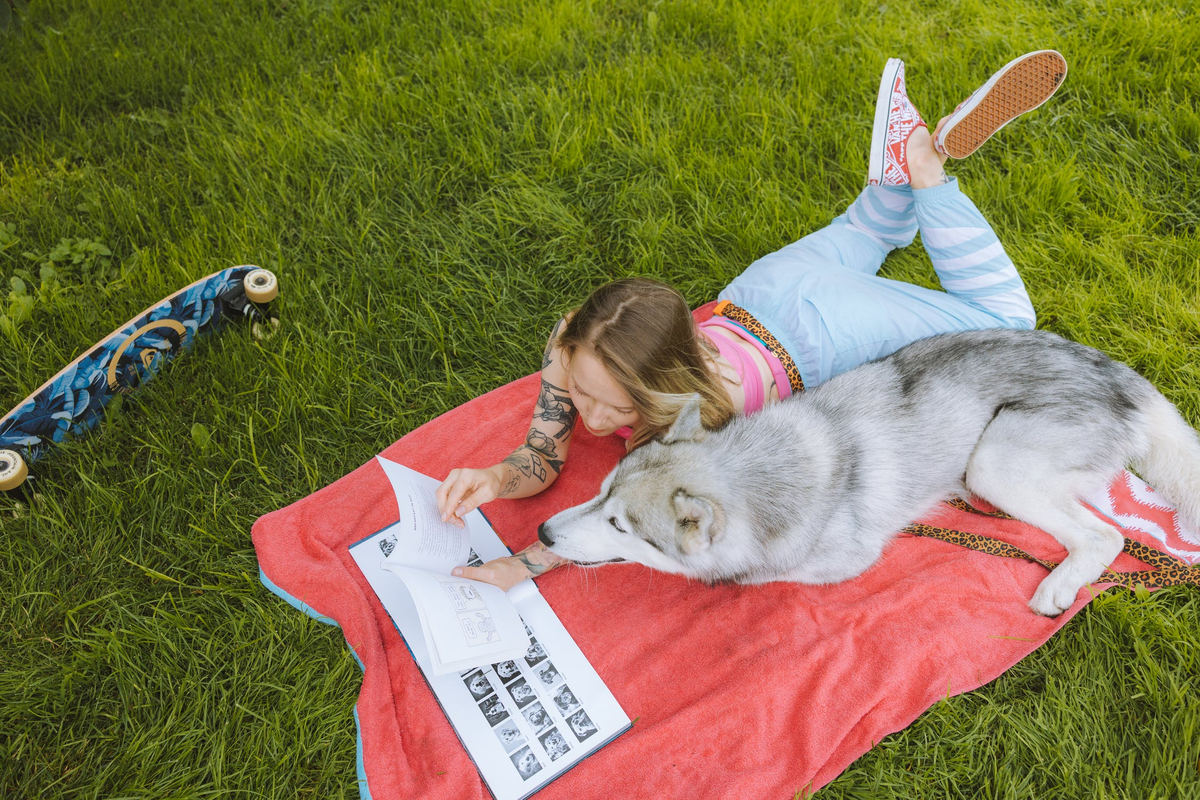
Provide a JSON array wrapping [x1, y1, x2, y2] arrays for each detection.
[[1, 0, 1198, 797]]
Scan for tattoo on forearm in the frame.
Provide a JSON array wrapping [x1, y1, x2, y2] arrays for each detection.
[[499, 463, 522, 497], [542, 318, 565, 370], [500, 449, 555, 486], [525, 453, 548, 482], [517, 553, 553, 576], [939, 168, 951, 185], [526, 429, 559, 460], [516, 541, 566, 576], [501, 453, 533, 483], [534, 378, 577, 440]]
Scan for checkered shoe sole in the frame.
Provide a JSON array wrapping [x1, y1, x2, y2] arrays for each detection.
[[938, 51, 1067, 159]]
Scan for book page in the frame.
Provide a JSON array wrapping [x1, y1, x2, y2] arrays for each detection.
[[350, 459, 632, 800], [388, 565, 530, 674], [454, 604, 632, 798], [377, 458, 471, 574]]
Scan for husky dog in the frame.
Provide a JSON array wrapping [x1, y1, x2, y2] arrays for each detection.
[[539, 329, 1200, 617]]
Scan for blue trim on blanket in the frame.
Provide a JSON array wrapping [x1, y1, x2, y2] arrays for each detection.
[[353, 705, 372, 800], [258, 567, 339, 626], [258, 567, 373, 800]]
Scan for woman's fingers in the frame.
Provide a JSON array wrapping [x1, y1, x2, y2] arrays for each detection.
[[439, 468, 502, 527], [438, 470, 475, 523], [452, 564, 500, 587], [435, 469, 457, 515], [452, 557, 527, 591], [437, 470, 498, 527], [451, 484, 497, 526]]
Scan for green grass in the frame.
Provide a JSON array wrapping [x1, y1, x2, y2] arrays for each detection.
[[1, 0, 1198, 796]]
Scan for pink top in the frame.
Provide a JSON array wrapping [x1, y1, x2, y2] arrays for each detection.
[[615, 319, 792, 439]]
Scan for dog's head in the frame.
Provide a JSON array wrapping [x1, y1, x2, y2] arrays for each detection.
[[539, 395, 728, 574]]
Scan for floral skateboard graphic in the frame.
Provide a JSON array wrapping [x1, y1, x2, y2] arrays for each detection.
[[0, 265, 279, 492]]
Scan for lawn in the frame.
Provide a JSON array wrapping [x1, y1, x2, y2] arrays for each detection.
[[1, 0, 1198, 797]]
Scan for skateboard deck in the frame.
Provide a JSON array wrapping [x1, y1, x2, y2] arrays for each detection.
[[0, 264, 279, 491]]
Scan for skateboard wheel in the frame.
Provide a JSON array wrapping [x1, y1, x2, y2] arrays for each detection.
[[0, 449, 28, 492], [244, 269, 279, 303]]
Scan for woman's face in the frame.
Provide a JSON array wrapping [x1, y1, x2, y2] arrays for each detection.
[[566, 347, 640, 436]]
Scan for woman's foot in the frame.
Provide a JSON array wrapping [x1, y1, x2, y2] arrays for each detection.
[[935, 50, 1068, 158], [867, 59, 927, 187], [907, 121, 951, 190]]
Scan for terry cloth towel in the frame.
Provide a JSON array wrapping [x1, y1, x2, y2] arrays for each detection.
[[252, 303, 1200, 799]]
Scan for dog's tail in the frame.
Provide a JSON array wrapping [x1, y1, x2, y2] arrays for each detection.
[[1135, 393, 1200, 529]]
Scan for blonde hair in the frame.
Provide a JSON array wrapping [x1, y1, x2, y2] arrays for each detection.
[[557, 278, 736, 450]]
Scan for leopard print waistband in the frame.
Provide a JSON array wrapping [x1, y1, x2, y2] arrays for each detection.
[[711, 300, 805, 394]]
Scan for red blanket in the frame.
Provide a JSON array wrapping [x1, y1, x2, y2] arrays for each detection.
[[252, 306, 1200, 799]]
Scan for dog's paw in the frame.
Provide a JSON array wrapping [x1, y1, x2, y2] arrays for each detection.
[[1029, 573, 1083, 617]]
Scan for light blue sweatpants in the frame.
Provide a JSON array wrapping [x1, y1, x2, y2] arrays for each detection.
[[718, 178, 1036, 387]]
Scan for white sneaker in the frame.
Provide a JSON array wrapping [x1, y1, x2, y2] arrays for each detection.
[[935, 50, 1068, 159], [868, 59, 927, 186]]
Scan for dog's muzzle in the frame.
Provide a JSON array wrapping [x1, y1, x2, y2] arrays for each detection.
[[537, 523, 625, 564]]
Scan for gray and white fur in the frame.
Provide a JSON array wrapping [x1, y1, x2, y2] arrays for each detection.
[[539, 328, 1200, 616]]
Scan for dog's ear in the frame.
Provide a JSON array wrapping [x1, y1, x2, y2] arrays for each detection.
[[660, 394, 706, 444], [673, 489, 723, 555]]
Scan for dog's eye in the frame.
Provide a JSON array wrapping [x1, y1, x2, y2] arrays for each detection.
[[608, 516, 627, 534]]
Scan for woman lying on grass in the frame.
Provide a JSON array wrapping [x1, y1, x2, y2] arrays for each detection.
[[436, 51, 1068, 590]]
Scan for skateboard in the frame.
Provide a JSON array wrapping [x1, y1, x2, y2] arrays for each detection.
[[0, 265, 280, 493]]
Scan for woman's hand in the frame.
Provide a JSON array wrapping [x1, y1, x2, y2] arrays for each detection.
[[451, 556, 535, 591], [450, 542, 568, 590], [436, 467, 503, 528]]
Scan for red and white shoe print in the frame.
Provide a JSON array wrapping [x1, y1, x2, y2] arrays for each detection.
[[867, 58, 927, 187], [935, 50, 1068, 159]]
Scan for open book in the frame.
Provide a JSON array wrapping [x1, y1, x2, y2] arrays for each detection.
[[349, 458, 632, 800], [370, 460, 531, 673]]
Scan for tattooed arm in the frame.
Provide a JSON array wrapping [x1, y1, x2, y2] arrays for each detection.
[[493, 372, 577, 499], [477, 316, 578, 503], [437, 318, 579, 518], [438, 319, 577, 590], [451, 540, 569, 591]]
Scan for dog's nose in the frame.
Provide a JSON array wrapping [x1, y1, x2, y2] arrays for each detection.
[[537, 523, 554, 547]]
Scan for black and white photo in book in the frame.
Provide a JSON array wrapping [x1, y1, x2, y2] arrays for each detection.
[[378, 534, 398, 558], [506, 678, 539, 710], [511, 746, 543, 781], [535, 662, 559, 687], [494, 720, 527, 754], [567, 709, 599, 742], [347, 459, 633, 800], [522, 703, 553, 736], [480, 695, 511, 727], [463, 670, 494, 701], [494, 660, 522, 684], [539, 728, 572, 762], [524, 639, 548, 668], [553, 685, 581, 717]]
